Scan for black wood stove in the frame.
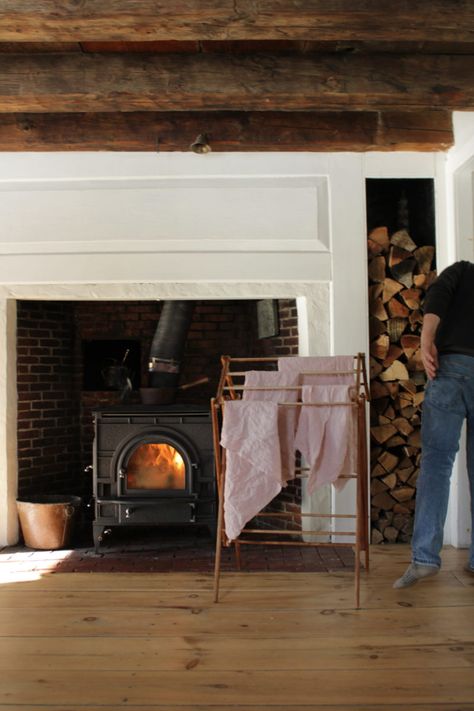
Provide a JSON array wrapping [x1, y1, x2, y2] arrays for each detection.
[[92, 404, 216, 552]]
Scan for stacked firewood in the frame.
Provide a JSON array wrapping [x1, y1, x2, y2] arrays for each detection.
[[368, 226, 436, 543]]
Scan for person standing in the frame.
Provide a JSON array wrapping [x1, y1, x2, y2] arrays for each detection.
[[394, 260, 474, 588]]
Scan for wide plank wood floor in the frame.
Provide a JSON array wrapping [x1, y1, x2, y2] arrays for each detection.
[[0, 544, 473, 710]]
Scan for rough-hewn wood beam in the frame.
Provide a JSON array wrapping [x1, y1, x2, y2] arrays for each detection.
[[0, 53, 473, 112], [0, 1, 473, 43], [0, 111, 453, 152]]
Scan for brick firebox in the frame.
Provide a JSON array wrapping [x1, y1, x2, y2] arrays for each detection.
[[16, 298, 301, 536]]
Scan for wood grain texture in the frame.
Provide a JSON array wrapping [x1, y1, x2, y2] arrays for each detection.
[[0, 111, 453, 152], [0, 545, 472, 709], [0, 1, 473, 42], [0, 52, 472, 112]]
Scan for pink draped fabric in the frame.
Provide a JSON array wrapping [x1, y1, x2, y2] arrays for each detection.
[[294, 384, 356, 494], [220, 400, 282, 541], [243, 370, 299, 482], [278, 355, 355, 385]]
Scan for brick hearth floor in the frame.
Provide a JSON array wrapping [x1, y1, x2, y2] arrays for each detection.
[[0, 526, 355, 574]]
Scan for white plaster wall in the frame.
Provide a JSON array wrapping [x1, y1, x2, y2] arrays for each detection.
[[443, 112, 474, 549], [0, 299, 18, 545], [0, 150, 447, 546]]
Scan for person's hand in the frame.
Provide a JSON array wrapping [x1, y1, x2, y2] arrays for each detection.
[[420, 313, 440, 380], [421, 339, 439, 380]]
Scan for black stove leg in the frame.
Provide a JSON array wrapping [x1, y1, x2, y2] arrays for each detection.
[[93, 524, 106, 554]]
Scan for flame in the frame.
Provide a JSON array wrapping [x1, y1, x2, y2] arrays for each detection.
[[126, 443, 186, 490]]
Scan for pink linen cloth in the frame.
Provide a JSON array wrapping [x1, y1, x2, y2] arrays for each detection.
[[220, 400, 282, 541], [242, 370, 299, 482], [294, 384, 356, 494], [278, 355, 355, 385]]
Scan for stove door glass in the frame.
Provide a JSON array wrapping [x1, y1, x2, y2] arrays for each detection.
[[126, 442, 186, 490]]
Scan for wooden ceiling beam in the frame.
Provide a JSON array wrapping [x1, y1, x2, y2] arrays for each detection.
[[0, 1, 473, 43], [0, 52, 473, 112], [0, 111, 453, 152]]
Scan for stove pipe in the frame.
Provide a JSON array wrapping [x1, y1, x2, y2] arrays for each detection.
[[148, 301, 195, 396]]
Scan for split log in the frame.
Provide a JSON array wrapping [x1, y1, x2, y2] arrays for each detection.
[[391, 486, 415, 503], [369, 298, 388, 321], [371, 478, 389, 495], [382, 277, 404, 303], [378, 451, 398, 472], [393, 417, 414, 436], [372, 528, 384, 544], [383, 404, 396, 420], [370, 380, 389, 399], [370, 446, 384, 464], [369, 283, 383, 300], [390, 257, 416, 288], [368, 255, 386, 282], [390, 229, 417, 252], [399, 379, 417, 395], [385, 434, 406, 447], [409, 309, 424, 328], [382, 344, 403, 367], [398, 465, 415, 482], [407, 347, 424, 371], [393, 512, 414, 533], [382, 472, 398, 489], [385, 382, 400, 398], [371, 423, 397, 444], [370, 357, 384, 378], [388, 245, 411, 268], [370, 334, 390, 360], [372, 491, 396, 510], [413, 391, 425, 407], [379, 360, 409, 381], [393, 503, 412, 515], [368, 226, 390, 254], [400, 288, 422, 310], [371, 463, 387, 478], [369, 316, 388, 339], [414, 270, 437, 290], [414, 245, 435, 274], [408, 430, 422, 447], [400, 334, 421, 359], [383, 526, 399, 542], [387, 298, 410, 319], [387, 317, 406, 343], [411, 371, 426, 386]]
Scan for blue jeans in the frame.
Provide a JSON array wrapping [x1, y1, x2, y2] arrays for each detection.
[[412, 353, 474, 569]]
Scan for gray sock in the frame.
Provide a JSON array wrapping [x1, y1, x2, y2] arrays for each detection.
[[393, 562, 439, 589]]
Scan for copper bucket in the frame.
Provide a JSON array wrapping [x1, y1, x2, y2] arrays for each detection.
[[16, 495, 82, 550]]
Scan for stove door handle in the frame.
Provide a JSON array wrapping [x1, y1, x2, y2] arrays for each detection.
[[118, 468, 126, 495]]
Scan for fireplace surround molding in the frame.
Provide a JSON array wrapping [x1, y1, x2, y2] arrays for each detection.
[[0, 281, 334, 546]]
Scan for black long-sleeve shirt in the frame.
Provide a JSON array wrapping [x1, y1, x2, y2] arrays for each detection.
[[423, 260, 474, 357]]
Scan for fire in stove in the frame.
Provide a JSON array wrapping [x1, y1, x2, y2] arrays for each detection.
[[126, 443, 186, 490]]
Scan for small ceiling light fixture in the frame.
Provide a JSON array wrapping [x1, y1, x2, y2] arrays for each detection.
[[190, 133, 212, 154]]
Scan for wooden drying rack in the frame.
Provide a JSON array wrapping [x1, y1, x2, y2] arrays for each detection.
[[210, 353, 370, 608]]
